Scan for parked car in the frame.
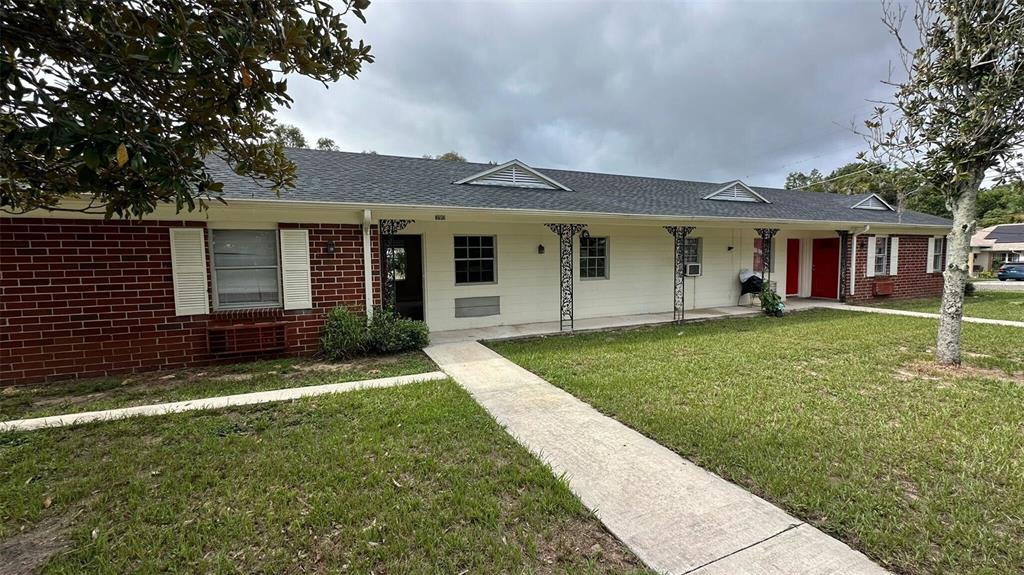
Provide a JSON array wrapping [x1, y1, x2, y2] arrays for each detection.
[[997, 263, 1024, 281]]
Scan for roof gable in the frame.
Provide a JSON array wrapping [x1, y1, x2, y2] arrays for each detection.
[[851, 194, 894, 211], [454, 160, 572, 191], [702, 181, 769, 203]]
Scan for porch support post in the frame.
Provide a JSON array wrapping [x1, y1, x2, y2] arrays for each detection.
[[664, 226, 695, 322], [835, 230, 850, 302], [754, 228, 780, 286], [378, 219, 414, 310], [545, 223, 588, 331]]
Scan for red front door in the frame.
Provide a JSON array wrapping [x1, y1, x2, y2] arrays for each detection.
[[811, 238, 840, 299], [786, 239, 800, 295]]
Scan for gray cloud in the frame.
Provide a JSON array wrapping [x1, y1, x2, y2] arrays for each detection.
[[277, 0, 901, 187]]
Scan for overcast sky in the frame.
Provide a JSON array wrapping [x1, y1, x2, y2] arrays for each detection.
[[277, 0, 903, 188]]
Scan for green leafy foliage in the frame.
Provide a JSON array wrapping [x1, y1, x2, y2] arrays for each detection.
[[270, 123, 308, 148], [1, 0, 373, 218], [366, 308, 430, 354], [316, 137, 339, 151], [785, 161, 1024, 224], [321, 306, 429, 358], [321, 306, 368, 360], [758, 284, 783, 315]]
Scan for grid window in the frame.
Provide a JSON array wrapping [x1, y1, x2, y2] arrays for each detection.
[[580, 237, 609, 279], [454, 236, 496, 284], [211, 229, 280, 309], [874, 237, 890, 276], [683, 238, 701, 265], [932, 238, 945, 272]]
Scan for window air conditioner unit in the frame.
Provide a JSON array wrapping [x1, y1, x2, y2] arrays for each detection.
[[685, 263, 702, 276]]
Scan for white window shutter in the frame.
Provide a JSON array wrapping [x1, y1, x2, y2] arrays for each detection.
[[169, 228, 209, 316], [889, 237, 899, 276], [926, 238, 936, 273], [866, 236, 877, 278], [280, 229, 313, 310]]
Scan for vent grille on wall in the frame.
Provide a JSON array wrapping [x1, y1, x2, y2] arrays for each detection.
[[713, 184, 759, 202], [703, 181, 768, 203], [851, 195, 892, 210], [474, 164, 553, 189]]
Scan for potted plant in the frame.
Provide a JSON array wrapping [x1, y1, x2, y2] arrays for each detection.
[[759, 285, 785, 317]]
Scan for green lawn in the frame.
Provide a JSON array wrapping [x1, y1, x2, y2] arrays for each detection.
[[1, 352, 436, 421], [868, 290, 1024, 322], [0, 379, 649, 574], [492, 310, 1024, 575]]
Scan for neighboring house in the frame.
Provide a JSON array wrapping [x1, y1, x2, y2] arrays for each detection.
[[969, 223, 1024, 275], [2, 150, 952, 384]]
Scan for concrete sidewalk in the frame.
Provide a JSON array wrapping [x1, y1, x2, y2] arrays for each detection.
[[425, 341, 888, 575], [0, 371, 447, 432], [816, 301, 1024, 328]]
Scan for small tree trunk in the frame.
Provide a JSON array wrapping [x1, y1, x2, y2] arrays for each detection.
[[935, 172, 983, 366]]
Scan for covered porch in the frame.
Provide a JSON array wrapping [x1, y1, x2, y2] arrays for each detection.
[[372, 212, 851, 334], [430, 297, 829, 344]]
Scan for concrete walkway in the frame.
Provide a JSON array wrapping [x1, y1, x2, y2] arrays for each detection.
[[425, 341, 888, 575], [816, 301, 1024, 328], [0, 371, 447, 432]]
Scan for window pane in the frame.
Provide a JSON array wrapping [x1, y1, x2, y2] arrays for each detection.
[[454, 237, 496, 284], [212, 230, 278, 267], [215, 268, 279, 306]]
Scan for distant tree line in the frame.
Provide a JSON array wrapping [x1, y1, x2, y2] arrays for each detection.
[[785, 162, 1024, 227]]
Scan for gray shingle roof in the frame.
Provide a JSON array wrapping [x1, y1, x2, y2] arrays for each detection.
[[206, 148, 952, 227]]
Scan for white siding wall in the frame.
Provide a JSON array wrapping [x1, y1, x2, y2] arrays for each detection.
[[406, 221, 821, 332]]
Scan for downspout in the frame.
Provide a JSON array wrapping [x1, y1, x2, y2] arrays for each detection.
[[849, 225, 870, 297], [362, 209, 374, 320]]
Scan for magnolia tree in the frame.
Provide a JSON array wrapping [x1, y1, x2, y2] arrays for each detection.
[[864, 0, 1024, 365], [1, 0, 372, 219]]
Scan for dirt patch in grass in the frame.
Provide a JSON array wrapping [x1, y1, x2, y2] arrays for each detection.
[[536, 518, 646, 573], [896, 360, 1024, 385], [1, 352, 437, 421], [0, 516, 71, 575]]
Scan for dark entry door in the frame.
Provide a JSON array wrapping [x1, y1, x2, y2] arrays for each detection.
[[786, 238, 800, 295], [810, 238, 840, 299], [390, 235, 424, 320]]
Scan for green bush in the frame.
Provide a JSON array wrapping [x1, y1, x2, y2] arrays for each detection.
[[366, 308, 430, 354], [759, 284, 784, 316], [321, 306, 367, 360], [964, 281, 977, 297]]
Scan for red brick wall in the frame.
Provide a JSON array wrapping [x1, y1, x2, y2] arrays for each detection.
[[1, 218, 378, 385], [846, 234, 944, 302]]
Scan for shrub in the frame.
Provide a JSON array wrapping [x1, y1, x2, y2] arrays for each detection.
[[759, 285, 784, 316], [366, 308, 430, 354], [964, 281, 977, 297], [321, 306, 367, 360]]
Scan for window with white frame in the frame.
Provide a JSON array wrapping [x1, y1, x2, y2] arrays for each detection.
[[874, 237, 890, 276], [580, 236, 609, 279], [454, 236, 496, 284], [932, 237, 945, 272], [684, 237, 702, 275], [210, 229, 281, 309]]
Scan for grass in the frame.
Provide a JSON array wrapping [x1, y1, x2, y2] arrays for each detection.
[[867, 290, 1024, 322], [492, 310, 1024, 575], [0, 379, 649, 574], [1, 352, 436, 421]]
